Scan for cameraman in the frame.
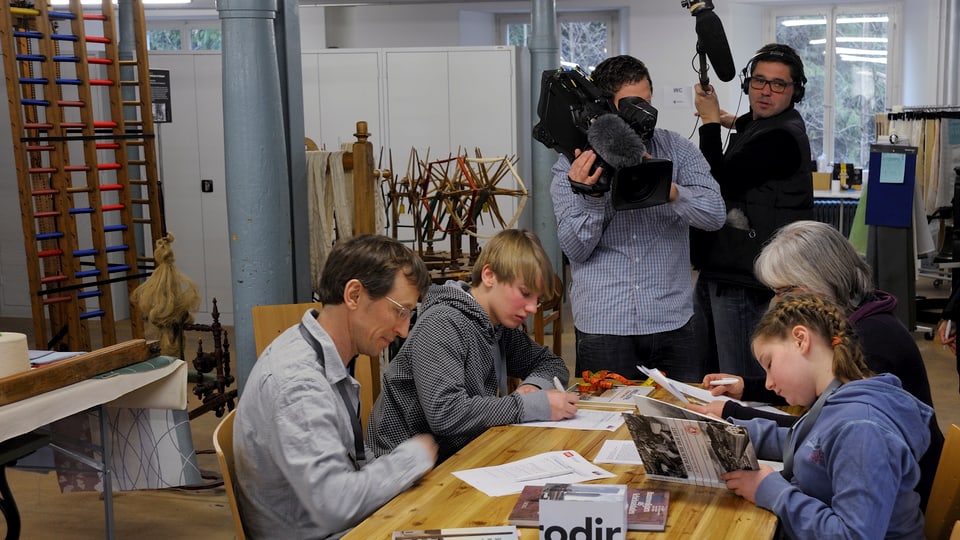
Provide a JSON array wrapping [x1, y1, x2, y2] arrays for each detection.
[[690, 43, 814, 378], [550, 54, 725, 382]]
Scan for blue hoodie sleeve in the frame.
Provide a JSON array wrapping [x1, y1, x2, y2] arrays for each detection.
[[753, 420, 913, 540]]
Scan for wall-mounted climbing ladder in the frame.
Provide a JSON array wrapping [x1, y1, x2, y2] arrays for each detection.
[[0, 0, 164, 351]]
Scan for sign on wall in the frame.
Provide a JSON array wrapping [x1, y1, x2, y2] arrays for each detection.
[[150, 69, 172, 123]]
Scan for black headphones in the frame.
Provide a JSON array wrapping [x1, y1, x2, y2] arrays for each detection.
[[740, 45, 807, 103]]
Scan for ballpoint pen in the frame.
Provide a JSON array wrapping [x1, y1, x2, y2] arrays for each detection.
[[553, 376, 566, 392]]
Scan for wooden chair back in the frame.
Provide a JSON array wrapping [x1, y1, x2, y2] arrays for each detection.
[[250, 303, 381, 431], [926, 423, 960, 540], [532, 274, 564, 356], [213, 409, 245, 540]]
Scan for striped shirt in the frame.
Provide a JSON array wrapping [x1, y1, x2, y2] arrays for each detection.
[[550, 128, 725, 335]]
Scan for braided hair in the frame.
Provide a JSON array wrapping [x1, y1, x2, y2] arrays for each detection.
[[753, 293, 873, 382]]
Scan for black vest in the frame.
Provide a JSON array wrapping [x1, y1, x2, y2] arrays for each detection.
[[691, 108, 814, 288]]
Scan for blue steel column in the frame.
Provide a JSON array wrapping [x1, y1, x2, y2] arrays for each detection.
[[275, 1, 311, 302], [529, 0, 561, 272], [218, 0, 292, 392]]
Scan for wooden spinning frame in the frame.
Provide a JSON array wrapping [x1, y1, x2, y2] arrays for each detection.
[[379, 147, 527, 278]]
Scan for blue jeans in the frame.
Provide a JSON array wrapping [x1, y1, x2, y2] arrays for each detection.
[[692, 277, 772, 379], [574, 317, 703, 382]]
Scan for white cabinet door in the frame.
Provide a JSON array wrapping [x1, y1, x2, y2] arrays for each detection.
[[150, 53, 232, 325], [303, 50, 382, 149], [384, 50, 451, 160]]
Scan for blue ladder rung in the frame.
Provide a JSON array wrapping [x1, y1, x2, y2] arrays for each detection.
[[48, 10, 76, 20], [19, 77, 48, 84], [103, 224, 127, 232], [69, 207, 94, 215], [53, 55, 80, 63], [16, 54, 46, 61], [50, 34, 78, 42], [13, 31, 43, 39], [21, 99, 50, 106], [36, 232, 64, 241], [73, 248, 98, 257], [56, 78, 83, 85], [105, 244, 128, 253], [107, 265, 131, 273], [79, 310, 105, 320], [76, 269, 100, 278], [78, 290, 101, 299]]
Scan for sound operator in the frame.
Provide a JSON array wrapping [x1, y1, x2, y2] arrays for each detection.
[[690, 43, 815, 379], [549, 55, 725, 382]]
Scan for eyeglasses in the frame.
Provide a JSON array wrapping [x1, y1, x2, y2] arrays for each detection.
[[773, 285, 800, 297], [748, 76, 796, 94], [384, 295, 413, 321]]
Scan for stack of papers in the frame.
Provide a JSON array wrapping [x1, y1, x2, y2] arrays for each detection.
[[29, 350, 84, 367]]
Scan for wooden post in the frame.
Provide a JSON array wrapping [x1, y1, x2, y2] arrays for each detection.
[[352, 121, 376, 236]]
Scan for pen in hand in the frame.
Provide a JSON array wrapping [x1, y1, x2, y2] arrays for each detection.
[[553, 376, 566, 392]]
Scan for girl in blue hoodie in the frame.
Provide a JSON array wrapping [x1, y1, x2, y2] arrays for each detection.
[[722, 293, 931, 539]]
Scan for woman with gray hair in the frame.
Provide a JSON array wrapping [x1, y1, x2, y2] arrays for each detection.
[[692, 220, 943, 509]]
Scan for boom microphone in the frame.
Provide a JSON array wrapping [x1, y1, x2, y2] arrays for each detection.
[[694, 10, 736, 82], [587, 114, 646, 169]]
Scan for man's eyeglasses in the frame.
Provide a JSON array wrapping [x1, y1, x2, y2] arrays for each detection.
[[747, 76, 795, 94], [384, 295, 413, 321], [773, 285, 799, 297]]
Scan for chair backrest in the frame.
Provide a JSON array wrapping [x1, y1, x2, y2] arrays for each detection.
[[251, 302, 381, 431], [532, 274, 564, 356], [926, 423, 960, 540], [213, 409, 245, 540]]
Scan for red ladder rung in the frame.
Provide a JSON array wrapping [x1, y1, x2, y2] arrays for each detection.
[[102, 204, 124, 211], [43, 296, 71, 305], [26, 145, 55, 152], [34, 211, 60, 218], [97, 163, 121, 171], [38, 249, 63, 257], [83, 14, 107, 21], [40, 274, 67, 284], [94, 121, 118, 129], [100, 183, 122, 191], [64, 165, 90, 172], [57, 100, 84, 107], [96, 143, 120, 150], [28, 167, 57, 174], [89, 79, 114, 86], [87, 57, 111, 65], [24, 123, 53, 130], [32, 189, 58, 196], [86, 36, 110, 44]]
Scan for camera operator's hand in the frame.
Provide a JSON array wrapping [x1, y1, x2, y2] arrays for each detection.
[[568, 148, 604, 187]]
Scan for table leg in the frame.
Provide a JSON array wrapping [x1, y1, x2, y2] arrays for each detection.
[[99, 406, 115, 540], [0, 465, 21, 540]]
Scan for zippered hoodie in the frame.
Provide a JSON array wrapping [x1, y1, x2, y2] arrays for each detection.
[[740, 373, 931, 539], [368, 281, 570, 462]]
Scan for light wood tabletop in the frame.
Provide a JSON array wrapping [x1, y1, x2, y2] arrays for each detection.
[[344, 387, 782, 539]]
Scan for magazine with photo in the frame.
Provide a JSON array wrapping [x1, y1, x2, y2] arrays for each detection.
[[623, 395, 759, 488], [507, 484, 669, 532]]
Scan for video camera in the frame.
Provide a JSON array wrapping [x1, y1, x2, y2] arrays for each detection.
[[532, 66, 673, 210]]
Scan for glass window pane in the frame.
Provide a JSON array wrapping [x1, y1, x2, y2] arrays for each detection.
[[776, 15, 827, 165], [190, 28, 222, 51], [147, 29, 181, 51], [832, 13, 887, 167], [560, 21, 607, 72], [506, 23, 529, 47]]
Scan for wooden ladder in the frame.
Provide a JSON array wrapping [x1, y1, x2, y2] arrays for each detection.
[[0, 0, 164, 351]]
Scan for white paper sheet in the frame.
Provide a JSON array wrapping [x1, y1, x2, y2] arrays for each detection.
[[592, 439, 643, 465], [636, 365, 783, 415], [513, 408, 625, 431], [452, 450, 615, 497]]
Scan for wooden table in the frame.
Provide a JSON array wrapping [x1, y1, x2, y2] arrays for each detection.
[[344, 388, 781, 539]]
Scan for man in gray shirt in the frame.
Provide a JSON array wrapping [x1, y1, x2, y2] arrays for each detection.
[[234, 235, 438, 539]]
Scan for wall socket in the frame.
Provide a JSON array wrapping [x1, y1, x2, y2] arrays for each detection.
[[201, 179, 213, 193]]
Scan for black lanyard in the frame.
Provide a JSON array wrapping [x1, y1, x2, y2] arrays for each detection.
[[298, 322, 366, 467], [781, 378, 842, 480]]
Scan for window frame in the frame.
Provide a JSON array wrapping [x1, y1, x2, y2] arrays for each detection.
[[763, 2, 902, 168], [496, 10, 620, 72], [147, 19, 222, 53]]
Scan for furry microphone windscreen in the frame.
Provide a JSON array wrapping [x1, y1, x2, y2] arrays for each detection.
[[586, 114, 646, 169]]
